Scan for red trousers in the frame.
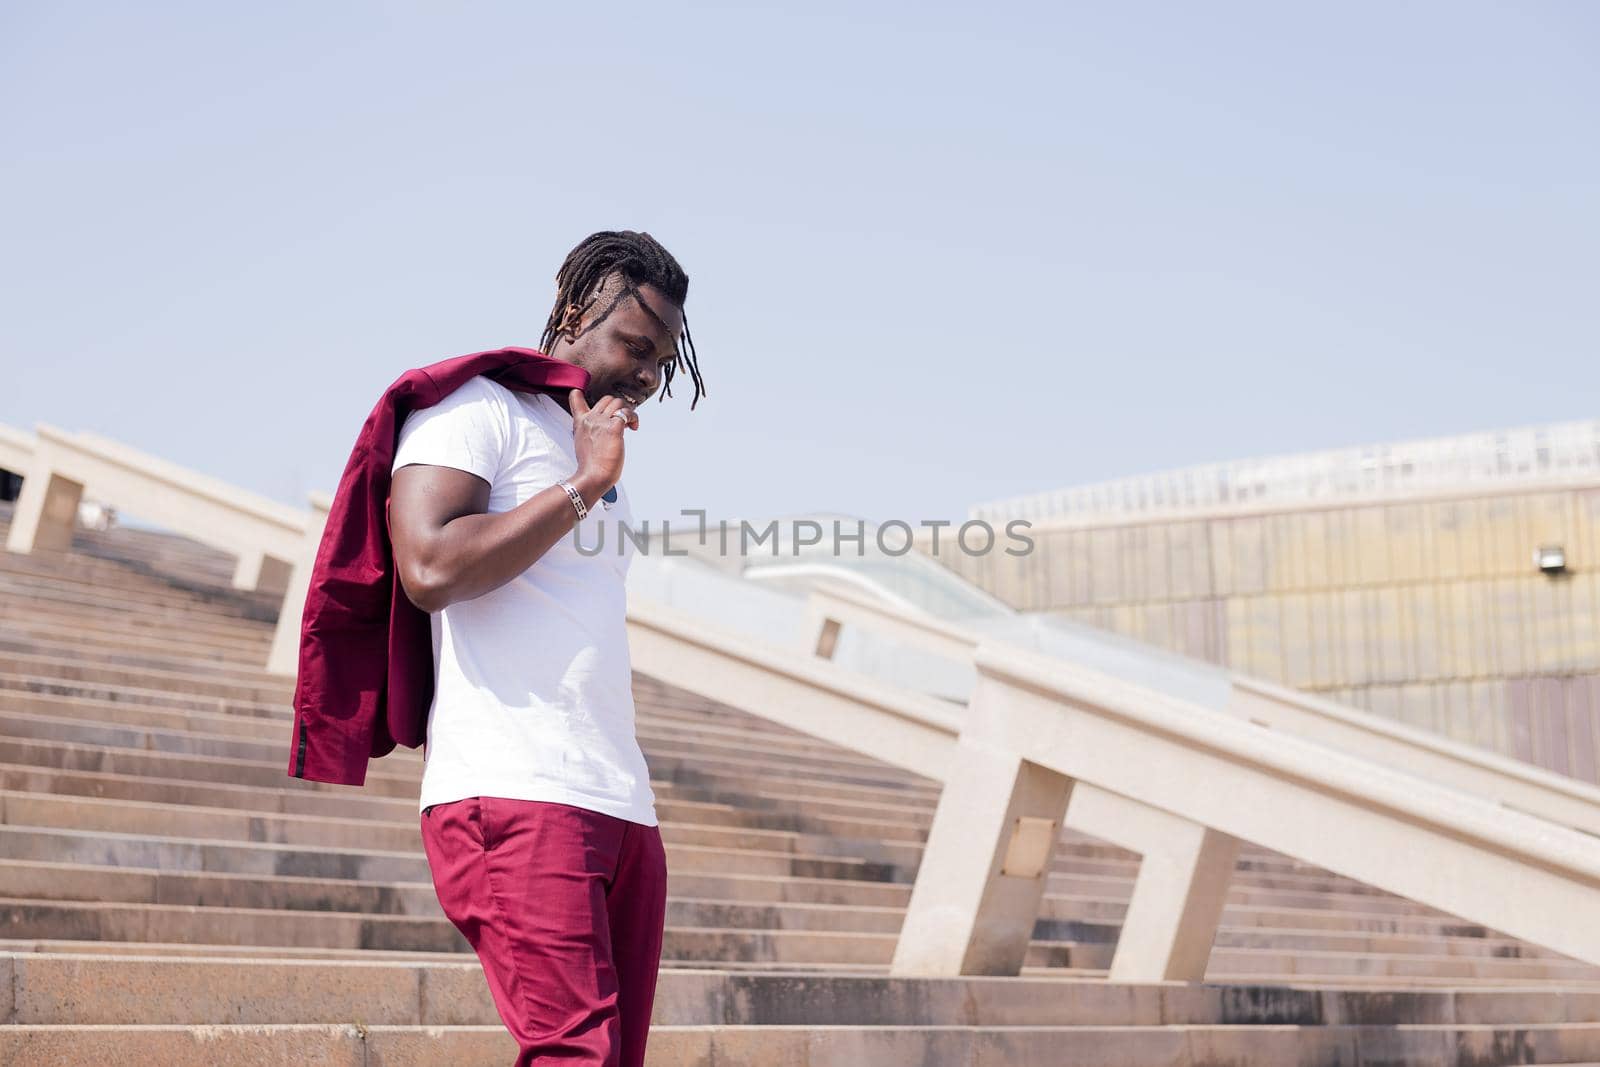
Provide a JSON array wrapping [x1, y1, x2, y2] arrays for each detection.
[[420, 796, 669, 1067]]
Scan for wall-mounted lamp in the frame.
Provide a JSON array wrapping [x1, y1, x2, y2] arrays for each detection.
[[1535, 544, 1567, 575]]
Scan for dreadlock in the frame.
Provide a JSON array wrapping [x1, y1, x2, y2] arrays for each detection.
[[539, 230, 705, 409]]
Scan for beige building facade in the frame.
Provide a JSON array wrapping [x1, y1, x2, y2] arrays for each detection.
[[929, 423, 1600, 783]]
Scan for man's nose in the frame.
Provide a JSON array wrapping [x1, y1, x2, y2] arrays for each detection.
[[635, 361, 660, 395]]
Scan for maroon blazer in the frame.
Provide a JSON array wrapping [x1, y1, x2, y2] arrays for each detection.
[[288, 347, 589, 785]]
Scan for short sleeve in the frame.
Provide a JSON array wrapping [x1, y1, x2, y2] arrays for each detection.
[[391, 376, 510, 484]]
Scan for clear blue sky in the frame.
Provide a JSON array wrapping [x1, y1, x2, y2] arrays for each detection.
[[3, 2, 1596, 526]]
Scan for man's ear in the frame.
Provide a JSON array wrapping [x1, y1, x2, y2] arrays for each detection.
[[556, 302, 586, 340]]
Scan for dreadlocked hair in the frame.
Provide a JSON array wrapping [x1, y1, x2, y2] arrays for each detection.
[[539, 230, 705, 409]]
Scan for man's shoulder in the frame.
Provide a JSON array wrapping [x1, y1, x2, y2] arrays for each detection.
[[448, 372, 514, 404], [406, 373, 514, 423], [396, 375, 512, 447]]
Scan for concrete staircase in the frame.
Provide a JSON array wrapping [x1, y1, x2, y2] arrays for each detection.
[[3, 501, 1600, 1065]]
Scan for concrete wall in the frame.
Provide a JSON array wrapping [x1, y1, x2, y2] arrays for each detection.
[[923, 483, 1600, 782]]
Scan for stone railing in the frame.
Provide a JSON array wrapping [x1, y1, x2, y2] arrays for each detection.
[[0, 424, 34, 478], [7, 425, 307, 584], [1230, 674, 1600, 838], [805, 584, 1600, 838], [632, 588, 1600, 980], [934, 641, 1600, 978], [3, 424, 328, 674], [628, 594, 962, 783], [265, 492, 332, 675]]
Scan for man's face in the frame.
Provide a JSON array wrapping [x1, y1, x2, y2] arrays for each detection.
[[548, 273, 683, 408]]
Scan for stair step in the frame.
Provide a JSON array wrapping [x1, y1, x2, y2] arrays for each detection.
[[7, 503, 1600, 1062], [6, 1021, 1600, 1067], [12, 951, 1600, 1027]]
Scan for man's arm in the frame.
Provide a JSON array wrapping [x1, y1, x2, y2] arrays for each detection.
[[390, 389, 636, 612]]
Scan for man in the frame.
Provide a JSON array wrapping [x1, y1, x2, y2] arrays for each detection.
[[387, 231, 703, 1067]]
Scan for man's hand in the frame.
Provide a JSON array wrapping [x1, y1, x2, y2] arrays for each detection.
[[389, 390, 642, 614], [569, 389, 638, 498]]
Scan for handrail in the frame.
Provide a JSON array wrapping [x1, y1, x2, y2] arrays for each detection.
[[805, 583, 1600, 837], [626, 584, 1600, 974], [265, 492, 332, 676], [4, 423, 325, 671], [0, 424, 34, 476], [7, 425, 307, 562], [626, 594, 961, 783], [1231, 674, 1600, 837], [804, 582, 981, 661], [64, 429, 307, 534], [965, 639, 1600, 969], [979, 641, 1600, 881]]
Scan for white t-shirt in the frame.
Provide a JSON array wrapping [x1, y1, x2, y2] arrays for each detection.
[[391, 375, 657, 825]]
